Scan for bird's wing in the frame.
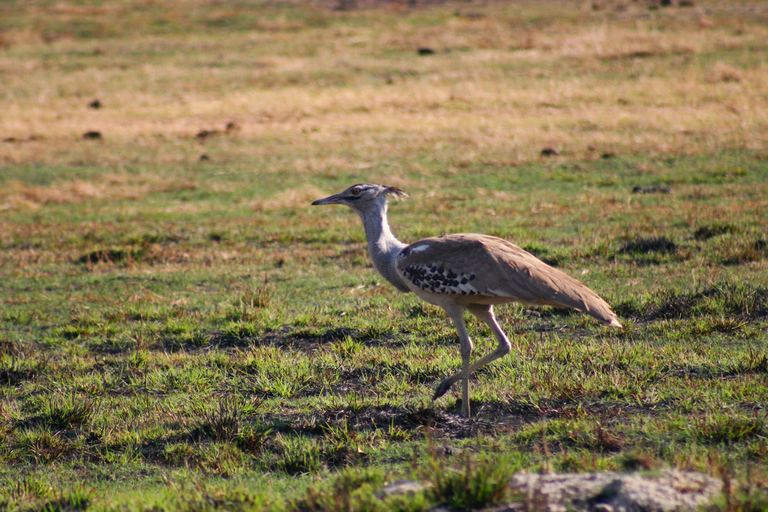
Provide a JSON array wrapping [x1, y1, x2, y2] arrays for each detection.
[[396, 234, 620, 325]]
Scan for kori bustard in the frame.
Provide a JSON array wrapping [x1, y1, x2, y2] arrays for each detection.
[[312, 184, 622, 418]]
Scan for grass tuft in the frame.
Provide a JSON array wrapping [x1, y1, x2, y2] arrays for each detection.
[[694, 224, 737, 241], [693, 414, 766, 444], [191, 396, 252, 442], [36, 488, 92, 512], [225, 278, 273, 322], [14, 431, 73, 464], [615, 282, 768, 321], [722, 239, 768, 266], [289, 468, 386, 512], [274, 435, 323, 476], [619, 236, 677, 255], [39, 394, 97, 431], [0, 356, 40, 386], [420, 449, 522, 511]]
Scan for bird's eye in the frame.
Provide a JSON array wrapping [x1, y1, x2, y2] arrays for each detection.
[[351, 187, 362, 196]]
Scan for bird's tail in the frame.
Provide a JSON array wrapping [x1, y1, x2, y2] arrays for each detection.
[[563, 288, 623, 328], [532, 272, 623, 328]]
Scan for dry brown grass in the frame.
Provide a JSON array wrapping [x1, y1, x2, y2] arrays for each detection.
[[0, 174, 197, 210], [1, 0, 766, 178], [251, 185, 329, 211]]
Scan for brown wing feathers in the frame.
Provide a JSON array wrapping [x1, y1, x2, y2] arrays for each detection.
[[397, 234, 620, 326]]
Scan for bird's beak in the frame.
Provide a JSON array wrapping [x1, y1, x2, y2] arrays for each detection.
[[311, 193, 345, 206]]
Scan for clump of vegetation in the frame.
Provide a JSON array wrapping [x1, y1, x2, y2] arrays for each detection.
[[286, 450, 521, 512], [694, 224, 736, 241], [191, 397, 249, 442], [38, 394, 97, 431], [691, 414, 765, 444], [421, 450, 521, 511], [619, 236, 677, 255], [722, 239, 768, 266], [615, 283, 768, 321]]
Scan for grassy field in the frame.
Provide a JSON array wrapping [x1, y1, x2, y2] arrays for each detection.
[[1, 0, 768, 510]]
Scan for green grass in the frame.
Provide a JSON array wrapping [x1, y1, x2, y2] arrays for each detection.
[[2, 0, 768, 510]]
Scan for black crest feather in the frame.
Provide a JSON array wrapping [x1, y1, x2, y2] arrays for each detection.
[[383, 185, 408, 201]]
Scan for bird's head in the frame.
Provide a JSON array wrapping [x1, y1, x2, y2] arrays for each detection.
[[311, 183, 408, 213]]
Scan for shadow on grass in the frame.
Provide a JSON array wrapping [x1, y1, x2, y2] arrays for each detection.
[[614, 282, 768, 322]]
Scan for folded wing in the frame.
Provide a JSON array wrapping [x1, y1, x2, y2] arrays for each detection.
[[396, 234, 621, 327]]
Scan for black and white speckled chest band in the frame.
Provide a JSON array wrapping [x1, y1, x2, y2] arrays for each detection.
[[401, 264, 484, 295]]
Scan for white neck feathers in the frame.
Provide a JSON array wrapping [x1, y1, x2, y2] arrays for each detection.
[[356, 199, 410, 292]]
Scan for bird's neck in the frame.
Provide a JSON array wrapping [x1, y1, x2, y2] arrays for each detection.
[[357, 204, 410, 292]]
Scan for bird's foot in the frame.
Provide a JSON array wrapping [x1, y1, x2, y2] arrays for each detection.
[[432, 379, 454, 400]]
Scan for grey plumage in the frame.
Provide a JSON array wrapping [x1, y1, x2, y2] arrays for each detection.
[[312, 183, 622, 417]]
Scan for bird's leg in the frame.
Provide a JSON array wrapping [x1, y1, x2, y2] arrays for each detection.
[[432, 305, 511, 410], [464, 304, 512, 374], [433, 306, 473, 417]]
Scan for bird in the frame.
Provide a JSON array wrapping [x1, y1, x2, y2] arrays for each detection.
[[312, 183, 622, 418]]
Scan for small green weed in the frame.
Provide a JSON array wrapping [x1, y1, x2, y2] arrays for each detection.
[[162, 443, 195, 466]]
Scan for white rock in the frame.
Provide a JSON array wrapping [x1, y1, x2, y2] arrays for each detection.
[[506, 470, 721, 512]]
